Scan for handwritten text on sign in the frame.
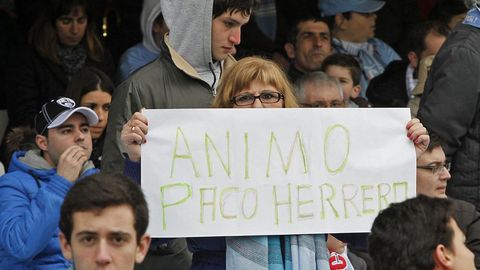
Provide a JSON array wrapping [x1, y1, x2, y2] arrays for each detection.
[[142, 108, 415, 237]]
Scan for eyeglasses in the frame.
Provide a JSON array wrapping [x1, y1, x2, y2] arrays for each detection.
[[417, 162, 451, 175], [301, 100, 345, 108], [231, 91, 284, 106]]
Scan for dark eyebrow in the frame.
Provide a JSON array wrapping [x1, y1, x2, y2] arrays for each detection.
[[56, 124, 74, 129], [109, 231, 132, 238], [224, 18, 241, 26], [300, 31, 330, 36], [58, 15, 87, 20], [76, 231, 97, 238], [56, 122, 89, 129]]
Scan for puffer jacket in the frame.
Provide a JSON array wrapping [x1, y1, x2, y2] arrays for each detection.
[[419, 21, 480, 210], [0, 150, 98, 270]]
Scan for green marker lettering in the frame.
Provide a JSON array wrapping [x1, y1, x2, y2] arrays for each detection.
[[170, 127, 200, 178], [199, 187, 217, 223], [160, 183, 192, 230]]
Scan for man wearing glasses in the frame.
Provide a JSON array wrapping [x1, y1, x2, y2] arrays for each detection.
[[416, 132, 480, 268]]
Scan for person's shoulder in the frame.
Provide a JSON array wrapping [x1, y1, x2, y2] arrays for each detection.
[[7, 46, 44, 68], [369, 37, 389, 46], [451, 197, 477, 212], [119, 43, 159, 68], [450, 197, 480, 234], [369, 38, 397, 52], [128, 56, 172, 81], [383, 60, 408, 72], [448, 24, 480, 51], [0, 169, 35, 191]]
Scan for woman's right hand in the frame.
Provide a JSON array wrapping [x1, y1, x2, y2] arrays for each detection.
[[121, 111, 148, 162]]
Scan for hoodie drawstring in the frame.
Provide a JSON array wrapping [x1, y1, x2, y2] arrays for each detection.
[[209, 62, 218, 96]]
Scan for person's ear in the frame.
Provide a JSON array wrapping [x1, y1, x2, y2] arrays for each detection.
[[59, 232, 73, 260], [351, 84, 361, 98], [408, 51, 419, 69], [284, 43, 296, 60], [434, 244, 453, 268], [135, 235, 152, 263], [335, 13, 346, 29], [36, 134, 48, 151]]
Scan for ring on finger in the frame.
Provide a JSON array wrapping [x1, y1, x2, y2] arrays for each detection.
[[131, 126, 136, 132]]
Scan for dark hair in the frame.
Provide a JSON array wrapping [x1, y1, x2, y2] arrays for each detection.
[[286, 14, 330, 44], [28, 0, 105, 64], [425, 131, 445, 153], [0, 126, 38, 169], [60, 173, 149, 244], [369, 195, 455, 270], [154, 12, 165, 26], [408, 20, 450, 57], [321, 53, 361, 85], [65, 67, 114, 104], [322, 12, 351, 33], [212, 0, 259, 19], [429, 0, 469, 28]]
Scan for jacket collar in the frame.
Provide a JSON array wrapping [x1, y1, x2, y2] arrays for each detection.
[[464, 5, 480, 28]]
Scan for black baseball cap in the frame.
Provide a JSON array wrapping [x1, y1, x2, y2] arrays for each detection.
[[34, 97, 99, 135]]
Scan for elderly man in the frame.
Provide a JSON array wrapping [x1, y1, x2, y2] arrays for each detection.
[[294, 71, 345, 108]]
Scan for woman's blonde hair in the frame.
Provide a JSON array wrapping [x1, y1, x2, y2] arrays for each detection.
[[212, 57, 299, 108]]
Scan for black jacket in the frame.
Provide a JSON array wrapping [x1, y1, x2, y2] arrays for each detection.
[[419, 23, 480, 210], [5, 47, 115, 128], [366, 60, 409, 107], [452, 198, 480, 269]]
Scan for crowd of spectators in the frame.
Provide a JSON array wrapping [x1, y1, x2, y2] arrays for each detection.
[[0, 0, 479, 269]]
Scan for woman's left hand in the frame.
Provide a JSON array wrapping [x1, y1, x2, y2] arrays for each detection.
[[406, 118, 430, 159]]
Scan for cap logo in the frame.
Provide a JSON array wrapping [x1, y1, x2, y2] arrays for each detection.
[[56, 97, 76, 108]]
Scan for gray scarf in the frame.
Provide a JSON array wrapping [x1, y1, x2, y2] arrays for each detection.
[[58, 45, 87, 76]]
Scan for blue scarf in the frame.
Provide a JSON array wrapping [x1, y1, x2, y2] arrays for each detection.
[[226, 234, 330, 270], [463, 4, 480, 28]]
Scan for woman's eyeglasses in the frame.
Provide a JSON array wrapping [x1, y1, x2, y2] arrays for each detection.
[[231, 92, 284, 106]]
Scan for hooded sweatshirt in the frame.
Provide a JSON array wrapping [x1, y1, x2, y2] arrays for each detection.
[[103, 0, 236, 173], [0, 150, 98, 270], [117, 0, 163, 83], [161, 0, 222, 90]]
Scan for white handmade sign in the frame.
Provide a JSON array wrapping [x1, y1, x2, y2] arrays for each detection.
[[142, 108, 416, 237]]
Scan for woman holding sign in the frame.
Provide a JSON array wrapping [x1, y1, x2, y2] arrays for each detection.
[[121, 57, 430, 270]]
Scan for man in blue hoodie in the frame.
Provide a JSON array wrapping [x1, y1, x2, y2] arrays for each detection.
[[0, 96, 99, 270], [116, 0, 168, 84]]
